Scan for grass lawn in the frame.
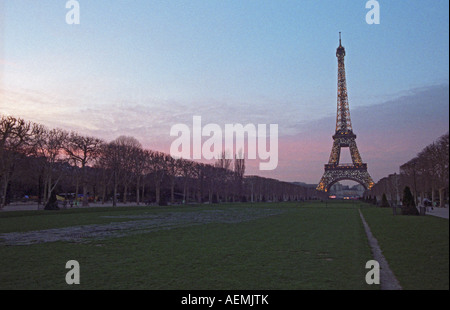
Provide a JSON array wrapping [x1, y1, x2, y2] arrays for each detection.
[[0, 202, 375, 290], [360, 206, 449, 290], [1, 201, 447, 290]]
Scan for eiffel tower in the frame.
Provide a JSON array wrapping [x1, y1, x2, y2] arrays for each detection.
[[317, 34, 374, 193]]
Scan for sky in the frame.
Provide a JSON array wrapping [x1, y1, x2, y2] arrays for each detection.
[[0, 0, 449, 184]]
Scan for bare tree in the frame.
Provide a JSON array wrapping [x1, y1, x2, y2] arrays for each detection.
[[377, 132, 449, 208], [166, 156, 182, 204], [435, 133, 449, 207], [33, 126, 68, 204], [100, 136, 142, 206], [203, 164, 218, 204], [215, 150, 232, 170], [94, 144, 115, 204], [114, 136, 142, 204], [64, 132, 104, 206], [179, 159, 194, 203], [233, 150, 245, 201], [133, 148, 148, 205], [148, 151, 168, 205], [0, 113, 311, 209], [214, 150, 234, 202], [0, 116, 37, 208], [191, 162, 206, 203], [101, 141, 121, 207]]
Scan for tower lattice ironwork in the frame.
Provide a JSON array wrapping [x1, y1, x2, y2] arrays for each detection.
[[317, 34, 374, 192]]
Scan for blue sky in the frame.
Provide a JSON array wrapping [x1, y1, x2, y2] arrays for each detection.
[[1, 0, 449, 183]]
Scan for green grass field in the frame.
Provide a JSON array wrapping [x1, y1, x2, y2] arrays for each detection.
[[360, 206, 449, 290], [0, 201, 448, 290]]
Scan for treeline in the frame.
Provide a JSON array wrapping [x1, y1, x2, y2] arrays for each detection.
[[368, 132, 449, 208], [0, 115, 315, 209]]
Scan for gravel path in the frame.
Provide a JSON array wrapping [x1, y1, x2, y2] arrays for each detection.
[[359, 209, 402, 290], [0, 208, 284, 246], [425, 207, 449, 219]]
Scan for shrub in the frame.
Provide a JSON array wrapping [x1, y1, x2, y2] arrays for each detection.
[[381, 193, 390, 208], [401, 186, 419, 216]]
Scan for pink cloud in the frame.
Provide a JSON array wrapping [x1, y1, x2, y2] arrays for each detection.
[[1, 84, 448, 186]]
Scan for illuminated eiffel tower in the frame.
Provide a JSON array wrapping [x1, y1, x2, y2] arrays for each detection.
[[317, 34, 374, 193]]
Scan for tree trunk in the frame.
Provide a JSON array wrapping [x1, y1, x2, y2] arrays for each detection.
[[37, 174, 43, 208], [155, 182, 161, 205], [75, 177, 79, 206], [82, 165, 88, 207], [136, 177, 140, 205], [170, 178, 175, 204], [183, 181, 187, 204], [123, 184, 128, 204], [142, 181, 145, 203], [439, 188, 445, 208], [43, 177, 48, 205], [1, 174, 8, 209], [113, 182, 118, 207], [47, 174, 52, 205], [101, 184, 106, 204], [83, 183, 88, 207]]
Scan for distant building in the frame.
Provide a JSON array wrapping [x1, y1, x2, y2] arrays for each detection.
[[329, 182, 365, 199]]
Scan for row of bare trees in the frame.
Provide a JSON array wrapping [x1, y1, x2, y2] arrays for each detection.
[[1, 114, 312, 209], [0, 115, 104, 208], [369, 133, 449, 207]]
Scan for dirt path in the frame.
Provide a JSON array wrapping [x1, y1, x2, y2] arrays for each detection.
[[359, 209, 402, 290], [0, 208, 284, 246]]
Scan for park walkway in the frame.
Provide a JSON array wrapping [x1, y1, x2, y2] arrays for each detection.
[[359, 209, 402, 290], [426, 207, 449, 219], [0, 202, 142, 212]]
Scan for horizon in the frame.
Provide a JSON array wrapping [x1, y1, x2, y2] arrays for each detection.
[[1, 0, 449, 185]]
